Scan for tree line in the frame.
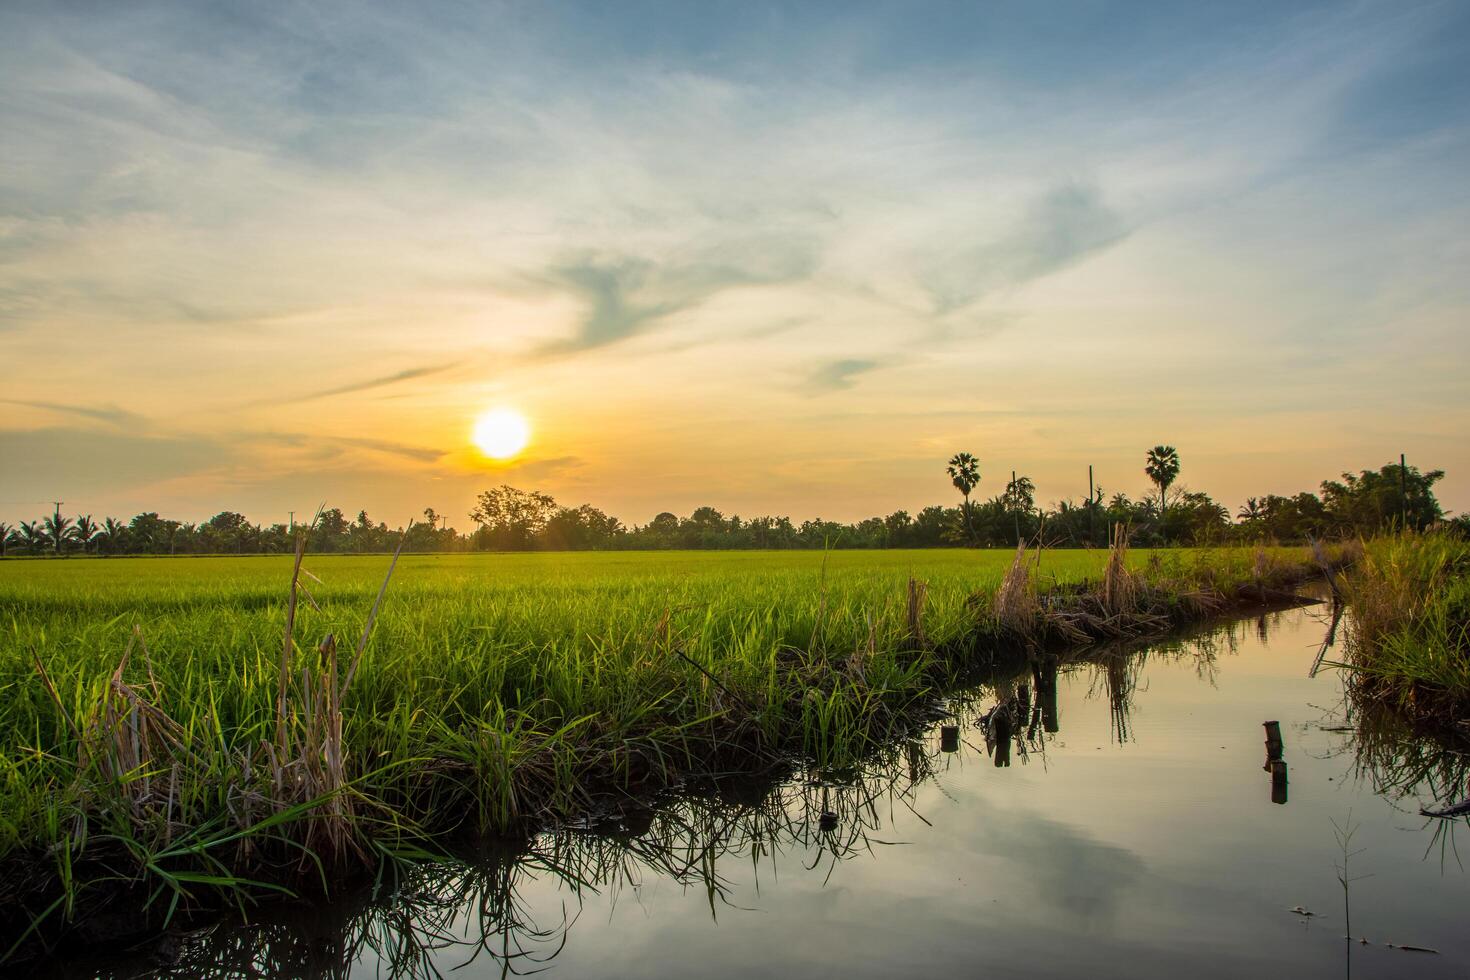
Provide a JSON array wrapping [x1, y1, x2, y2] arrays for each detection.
[[0, 450, 1456, 557]]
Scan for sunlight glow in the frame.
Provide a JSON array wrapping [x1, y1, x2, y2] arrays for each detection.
[[472, 408, 531, 460]]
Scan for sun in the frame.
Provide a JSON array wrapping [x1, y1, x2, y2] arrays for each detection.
[[471, 408, 531, 460]]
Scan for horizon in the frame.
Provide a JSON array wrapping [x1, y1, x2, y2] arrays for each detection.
[[4, 0, 1469, 526], [0, 452, 1449, 532]]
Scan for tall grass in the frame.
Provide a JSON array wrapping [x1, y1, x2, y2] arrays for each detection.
[[0, 543, 1328, 956], [1340, 533, 1470, 726]]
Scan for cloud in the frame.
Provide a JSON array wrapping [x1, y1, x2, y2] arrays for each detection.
[[535, 240, 818, 355], [498, 455, 585, 482], [325, 436, 446, 462], [1, 399, 145, 428], [270, 364, 458, 405], [0, 426, 223, 502], [805, 358, 881, 393], [918, 185, 1130, 315], [253, 431, 447, 463]]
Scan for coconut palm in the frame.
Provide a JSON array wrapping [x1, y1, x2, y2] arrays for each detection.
[[71, 514, 99, 553], [1144, 445, 1181, 520], [99, 517, 128, 554], [1237, 497, 1264, 523], [946, 452, 980, 542], [42, 510, 73, 556], [19, 521, 46, 555], [0, 522, 13, 557]]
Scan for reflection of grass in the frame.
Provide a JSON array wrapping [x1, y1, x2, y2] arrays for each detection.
[[1336, 691, 1470, 875], [1338, 533, 1470, 727], [0, 542, 1332, 959], [69, 728, 957, 979]]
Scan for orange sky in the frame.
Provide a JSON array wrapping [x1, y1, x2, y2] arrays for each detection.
[[3, 2, 1468, 527]]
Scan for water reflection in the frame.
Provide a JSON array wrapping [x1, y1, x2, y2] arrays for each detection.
[[52, 606, 1470, 979]]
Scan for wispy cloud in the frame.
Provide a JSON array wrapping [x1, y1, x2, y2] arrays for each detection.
[[269, 364, 458, 405], [2, 398, 145, 427], [3, 1, 1469, 520], [805, 359, 881, 393], [534, 240, 818, 355], [326, 436, 447, 463], [917, 185, 1130, 315]]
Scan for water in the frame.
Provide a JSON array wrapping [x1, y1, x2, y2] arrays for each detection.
[[65, 605, 1470, 978]]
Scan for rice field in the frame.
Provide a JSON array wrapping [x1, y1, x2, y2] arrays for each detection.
[[0, 544, 1324, 955]]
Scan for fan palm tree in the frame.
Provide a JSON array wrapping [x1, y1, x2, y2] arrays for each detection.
[[946, 452, 980, 542], [71, 514, 99, 554], [1144, 445, 1181, 520]]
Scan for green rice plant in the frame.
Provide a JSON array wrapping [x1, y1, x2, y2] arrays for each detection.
[[0, 541, 1328, 958]]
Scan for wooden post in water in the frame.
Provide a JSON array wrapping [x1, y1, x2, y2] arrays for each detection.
[[1264, 721, 1287, 804], [1035, 660, 1060, 734], [992, 708, 1013, 768], [1264, 720, 1284, 762], [1269, 760, 1288, 805], [940, 725, 960, 752]]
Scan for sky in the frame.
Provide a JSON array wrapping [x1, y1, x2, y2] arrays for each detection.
[[3, 0, 1469, 529]]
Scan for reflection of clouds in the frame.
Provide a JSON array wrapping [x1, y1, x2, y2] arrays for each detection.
[[943, 792, 1147, 928]]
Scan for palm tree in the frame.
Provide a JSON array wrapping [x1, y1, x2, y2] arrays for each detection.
[[946, 452, 980, 543], [100, 517, 127, 554], [1237, 497, 1264, 523], [19, 521, 46, 555], [0, 522, 12, 558], [1144, 445, 1181, 520], [42, 509, 73, 556], [71, 514, 99, 554]]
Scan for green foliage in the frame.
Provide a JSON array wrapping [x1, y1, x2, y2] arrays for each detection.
[[0, 460, 1454, 559], [1341, 533, 1470, 720], [0, 543, 1324, 951], [1144, 445, 1181, 517]]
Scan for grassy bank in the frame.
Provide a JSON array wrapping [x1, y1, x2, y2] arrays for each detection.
[[0, 543, 1337, 957], [1340, 533, 1470, 733]]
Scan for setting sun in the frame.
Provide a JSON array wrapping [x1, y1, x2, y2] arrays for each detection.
[[471, 408, 531, 460]]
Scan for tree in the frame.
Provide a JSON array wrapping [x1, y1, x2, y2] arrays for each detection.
[[1144, 445, 1181, 522], [0, 522, 13, 557], [19, 521, 46, 555], [946, 452, 980, 543], [42, 508, 73, 556], [97, 517, 129, 554], [1237, 497, 1264, 523], [1320, 463, 1444, 533], [203, 511, 250, 553], [128, 512, 167, 553], [469, 486, 558, 550], [71, 515, 99, 553], [1002, 474, 1036, 543]]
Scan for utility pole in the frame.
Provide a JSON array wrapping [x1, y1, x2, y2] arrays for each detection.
[[1011, 470, 1020, 545], [1400, 453, 1408, 531], [51, 501, 65, 556], [1088, 465, 1095, 546]]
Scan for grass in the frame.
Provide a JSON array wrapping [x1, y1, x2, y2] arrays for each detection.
[[1339, 532, 1470, 730], [0, 542, 1334, 957]]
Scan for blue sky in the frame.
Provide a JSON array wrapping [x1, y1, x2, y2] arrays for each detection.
[[2, 0, 1468, 525]]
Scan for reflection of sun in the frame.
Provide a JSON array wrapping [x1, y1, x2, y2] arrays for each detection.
[[472, 408, 531, 460]]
